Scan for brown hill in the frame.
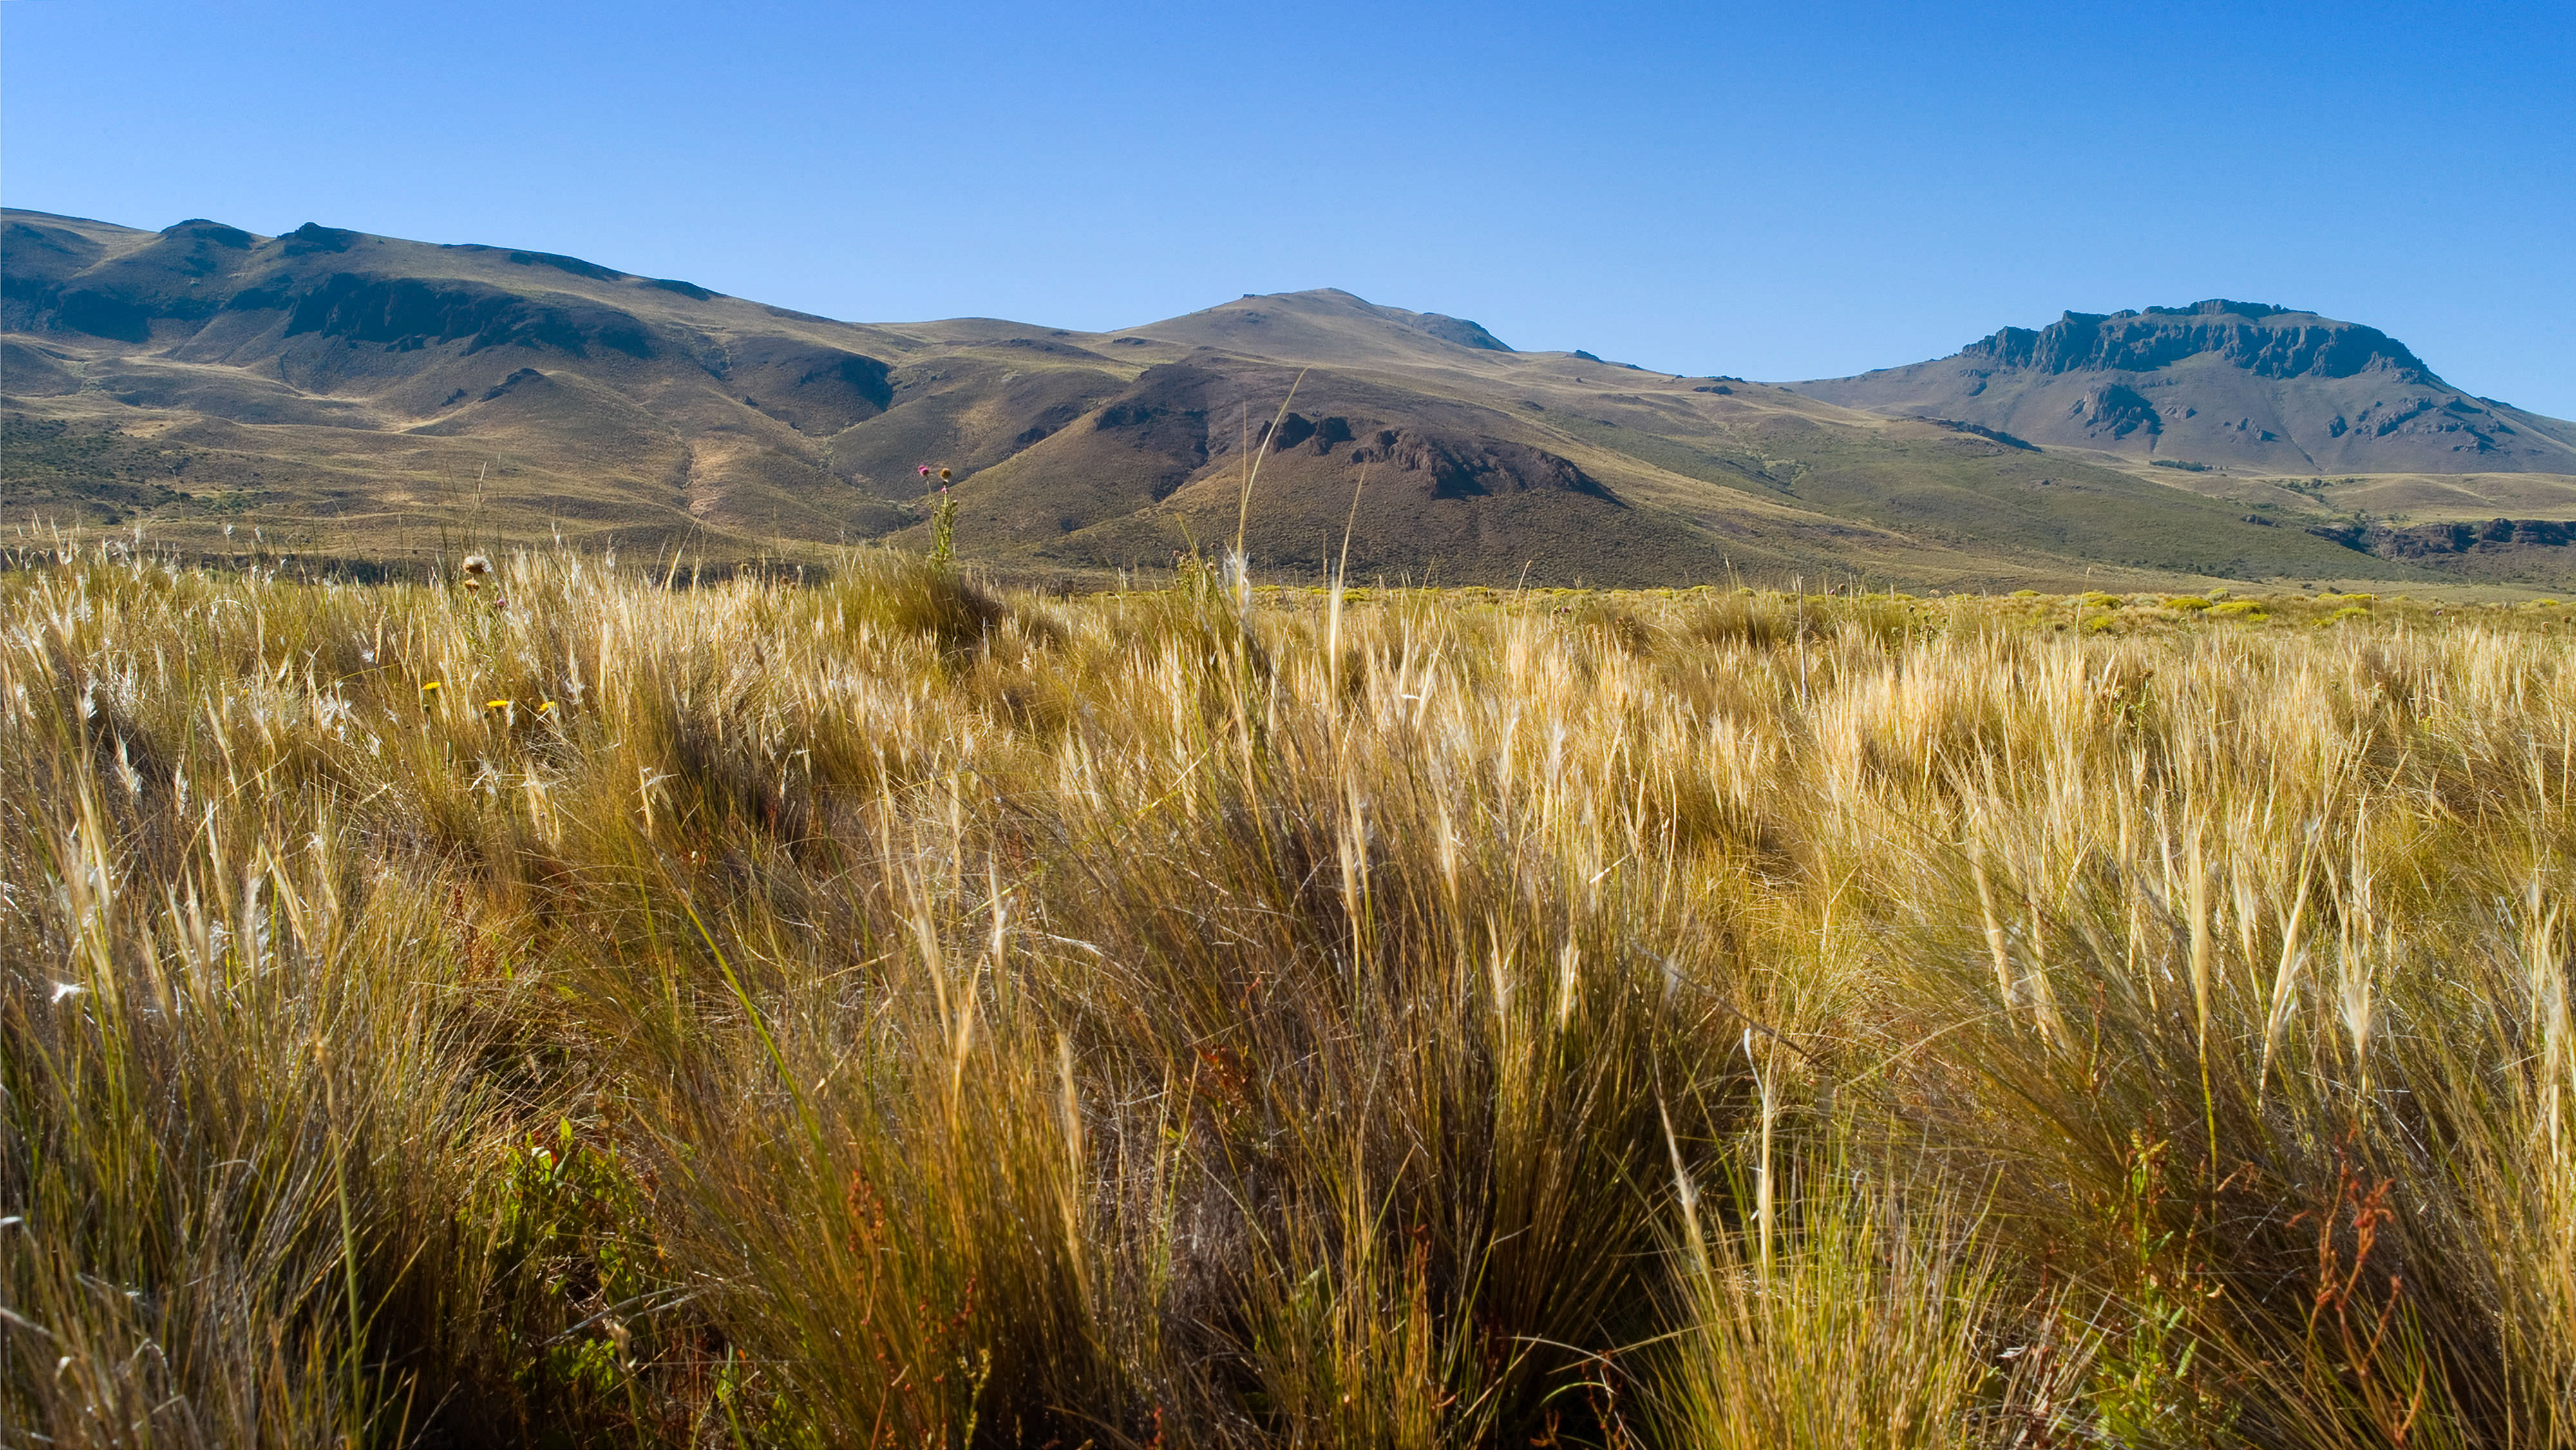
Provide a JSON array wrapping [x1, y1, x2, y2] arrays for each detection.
[[7, 212, 2570, 590], [905, 356, 1714, 584]]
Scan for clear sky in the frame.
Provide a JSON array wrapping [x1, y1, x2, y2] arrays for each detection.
[[6, 0, 2571, 415]]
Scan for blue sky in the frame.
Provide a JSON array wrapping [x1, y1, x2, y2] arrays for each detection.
[[6, 0, 2571, 414]]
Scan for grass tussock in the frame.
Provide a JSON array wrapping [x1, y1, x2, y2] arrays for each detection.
[[1, 547, 2570, 1448]]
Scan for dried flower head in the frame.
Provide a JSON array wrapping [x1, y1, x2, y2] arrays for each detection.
[[461, 554, 492, 576], [939, 467, 952, 484]]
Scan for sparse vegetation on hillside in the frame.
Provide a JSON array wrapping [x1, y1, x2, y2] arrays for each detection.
[[17, 211, 2572, 593], [3, 546, 2571, 1447]]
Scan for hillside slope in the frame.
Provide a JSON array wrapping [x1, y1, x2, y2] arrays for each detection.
[[7, 213, 2568, 589], [2, 209, 1112, 551]]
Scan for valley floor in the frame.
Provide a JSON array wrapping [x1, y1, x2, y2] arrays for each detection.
[[3, 551, 2571, 1447]]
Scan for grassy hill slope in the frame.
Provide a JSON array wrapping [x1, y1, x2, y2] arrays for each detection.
[[8, 213, 2570, 589]]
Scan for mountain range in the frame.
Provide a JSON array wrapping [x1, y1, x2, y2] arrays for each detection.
[[7, 208, 2573, 590]]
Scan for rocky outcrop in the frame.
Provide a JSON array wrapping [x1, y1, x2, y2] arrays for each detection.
[[2308, 517, 2576, 557], [1967, 301, 2431, 381], [1343, 428, 1616, 501], [1921, 417, 2039, 450], [1795, 299, 2576, 474], [2067, 383, 2161, 440]]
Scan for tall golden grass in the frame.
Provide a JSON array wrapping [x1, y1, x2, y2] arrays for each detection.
[[1, 546, 2568, 1447]]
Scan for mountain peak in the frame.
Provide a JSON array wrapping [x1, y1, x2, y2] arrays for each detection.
[[1962, 303, 2432, 384], [1795, 299, 2576, 474], [1115, 288, 1515, 363], [1228, 289, 1515, 353]]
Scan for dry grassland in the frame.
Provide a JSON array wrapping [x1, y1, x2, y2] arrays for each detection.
[[3, 547, 2571, 1447]]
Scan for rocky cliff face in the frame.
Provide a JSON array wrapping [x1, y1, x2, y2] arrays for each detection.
[[1964, 301, 2430, 381], [1798, 300, 2576, 475]]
